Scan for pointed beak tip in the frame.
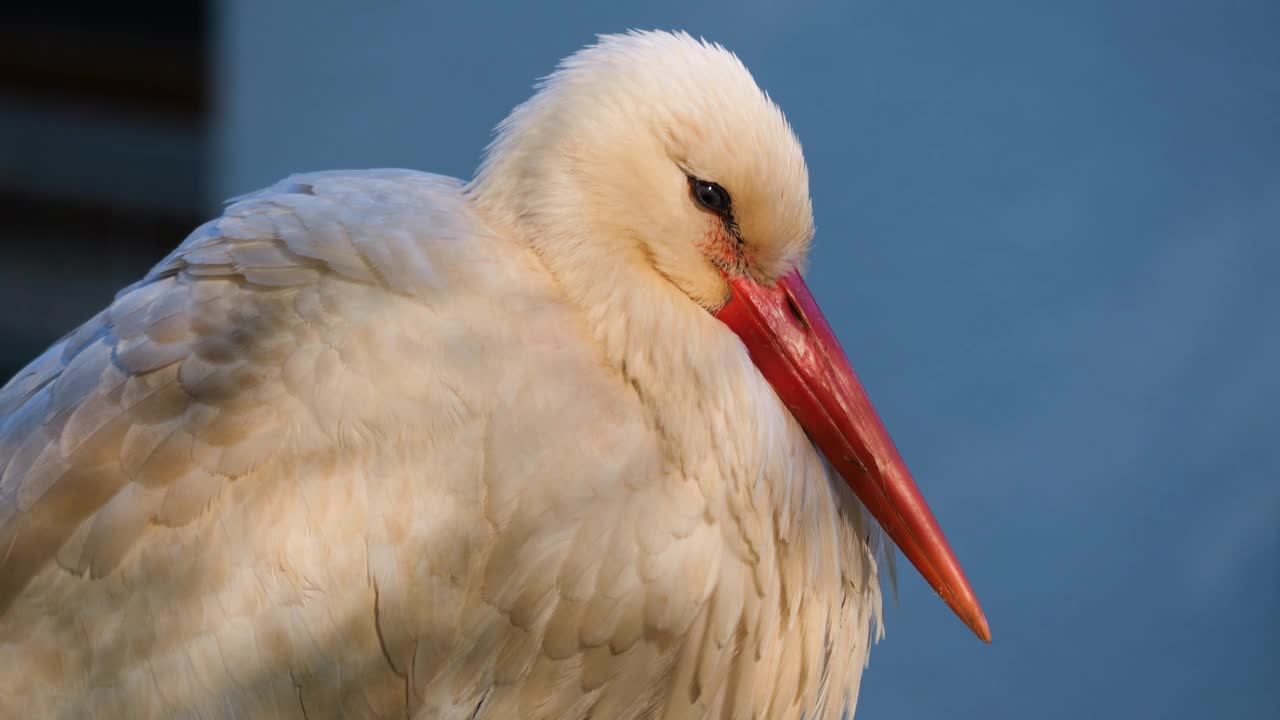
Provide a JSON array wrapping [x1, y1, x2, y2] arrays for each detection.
[[969, 611, 992, 644], [946, 569, 991, 643]]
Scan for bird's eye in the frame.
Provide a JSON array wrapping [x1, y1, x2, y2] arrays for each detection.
[[690, 178, 731, 214]]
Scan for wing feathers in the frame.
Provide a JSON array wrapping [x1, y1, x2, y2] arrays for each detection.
[[0, 172, 466, 609]]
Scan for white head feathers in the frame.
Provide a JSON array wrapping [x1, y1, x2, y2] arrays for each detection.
[[469, 30, 816, 309]]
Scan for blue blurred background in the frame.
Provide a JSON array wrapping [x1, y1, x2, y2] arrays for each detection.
[[1, 1, 1276, 717]]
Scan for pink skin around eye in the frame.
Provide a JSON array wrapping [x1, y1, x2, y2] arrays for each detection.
[[700, 219, 741, 269]]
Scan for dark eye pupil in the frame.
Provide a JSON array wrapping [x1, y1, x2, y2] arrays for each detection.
[[694, 181, 730, 212]]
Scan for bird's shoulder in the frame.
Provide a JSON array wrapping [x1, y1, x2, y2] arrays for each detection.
[[149, 168, 501, 294]]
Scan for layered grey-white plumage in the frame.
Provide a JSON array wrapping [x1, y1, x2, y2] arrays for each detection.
[[0, 32, 887, 719]]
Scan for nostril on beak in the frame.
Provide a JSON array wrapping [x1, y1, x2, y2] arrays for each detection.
[[784, 291, 809, 330]]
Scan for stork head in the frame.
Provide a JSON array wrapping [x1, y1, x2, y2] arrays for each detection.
[[469, 30, 990, 642]]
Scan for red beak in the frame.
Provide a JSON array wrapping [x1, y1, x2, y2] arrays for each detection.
[[715, 269, 990, 642]]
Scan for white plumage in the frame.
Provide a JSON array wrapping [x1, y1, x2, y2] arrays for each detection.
[[0, 31, 983, 719]]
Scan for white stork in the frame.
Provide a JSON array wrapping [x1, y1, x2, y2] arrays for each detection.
[[0, 30, 987, 719]]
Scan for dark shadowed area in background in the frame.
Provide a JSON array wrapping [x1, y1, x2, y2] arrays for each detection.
[[1, 2, 1276, 718]]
